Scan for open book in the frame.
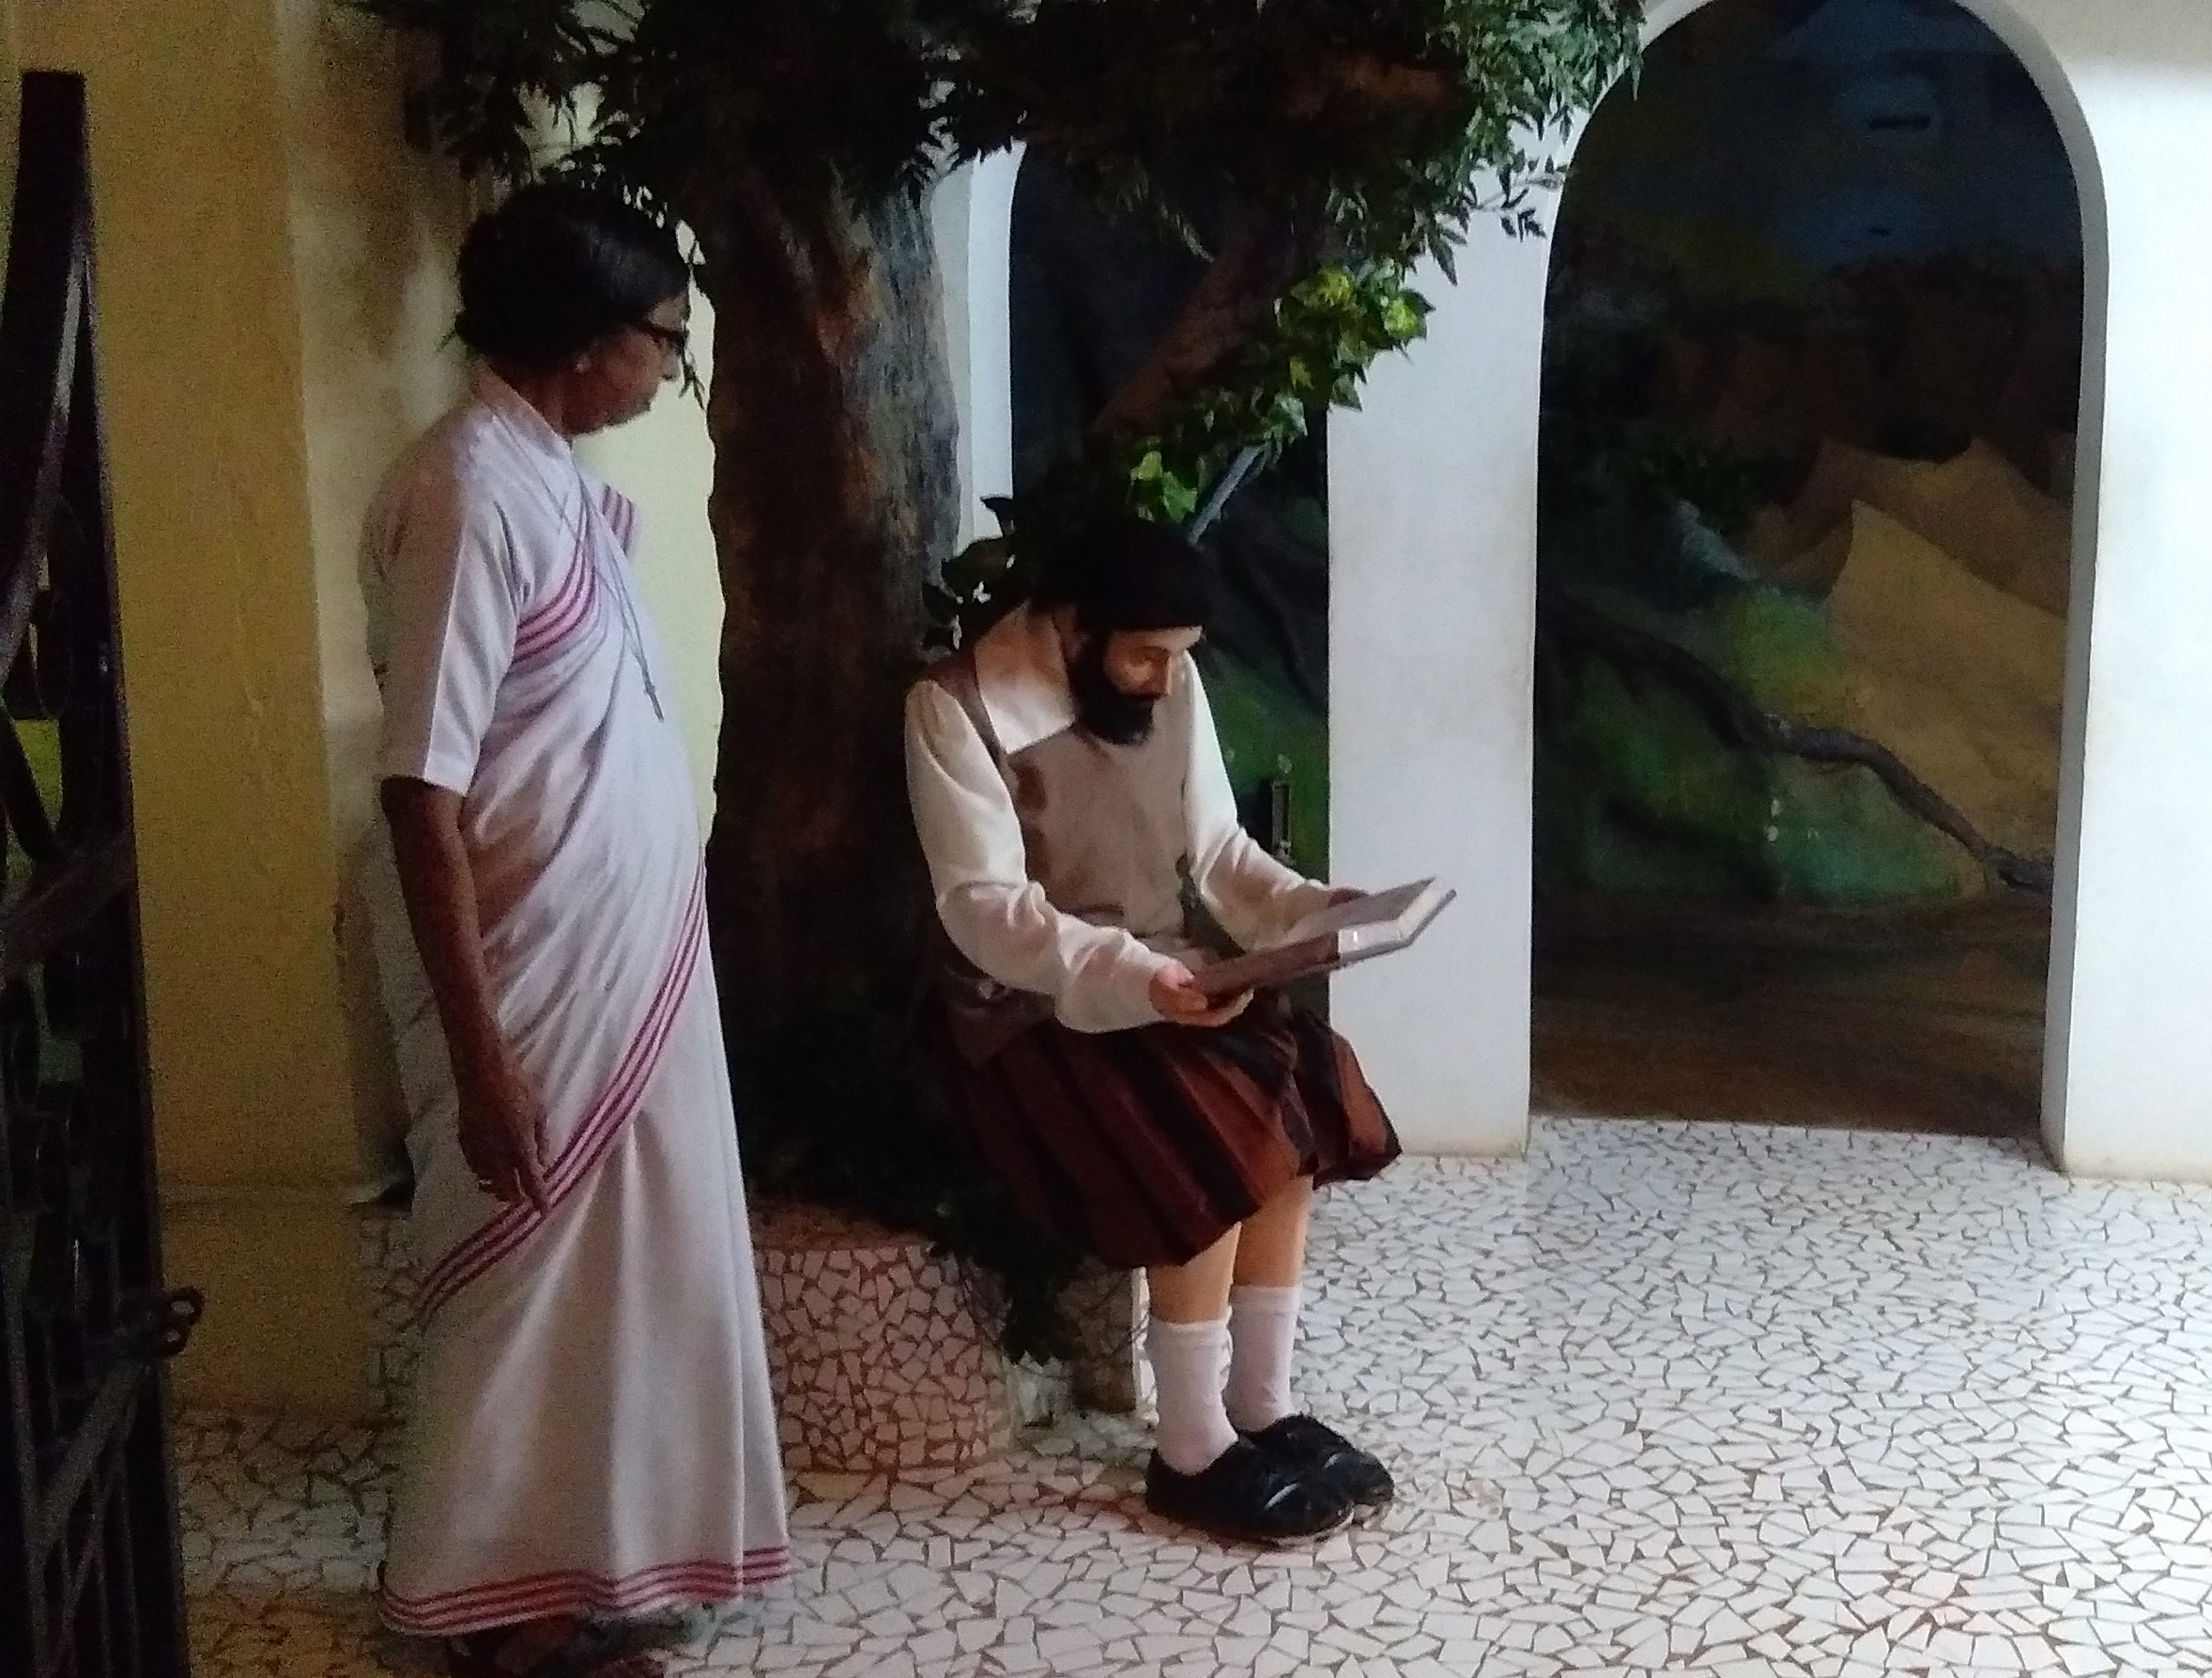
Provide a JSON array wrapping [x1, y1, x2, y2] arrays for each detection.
[[1192, 878, 1456, 1000]]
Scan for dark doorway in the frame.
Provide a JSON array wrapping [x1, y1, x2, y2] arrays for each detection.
[[1529, 0, 2083, 1137]]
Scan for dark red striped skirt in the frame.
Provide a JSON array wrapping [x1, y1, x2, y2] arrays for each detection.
[[931, 999, 1400, 1269]]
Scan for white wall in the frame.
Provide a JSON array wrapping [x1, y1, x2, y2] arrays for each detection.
[[1329, 0, 2212, 1175], [1329, 233, 1551, 1156], [2003, 0, 2212, 1180]]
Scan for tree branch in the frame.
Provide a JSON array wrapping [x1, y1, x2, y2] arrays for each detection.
[[1089, 208, 1314, 440], [1284, 53, 1454, 121], [1076, 46, 1454, 445], [1545, 593, 2055, 897]]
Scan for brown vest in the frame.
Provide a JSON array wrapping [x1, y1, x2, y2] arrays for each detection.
[[922, 648, 1206, 1064]]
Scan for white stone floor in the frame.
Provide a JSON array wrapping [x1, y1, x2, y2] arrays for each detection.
[[181, 1119, 2212, 1677]]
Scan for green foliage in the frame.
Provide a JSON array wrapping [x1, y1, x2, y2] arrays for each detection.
[[1687, 588, 1850, 729], [941, 1, 1641, 269], [1112, 264, 1430, 534], [930, 0, 1643, 642], [358, 1, 1642, 228], [355, 0, 1643, 645], [5, 719, 59, 893], [358, 0, 966, 201], [929, 261, 1436, 647]]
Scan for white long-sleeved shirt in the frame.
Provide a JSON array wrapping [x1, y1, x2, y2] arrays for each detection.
[[904, 606, 1330, 1033]]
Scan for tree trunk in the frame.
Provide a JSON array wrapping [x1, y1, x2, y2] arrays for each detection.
[[694, 171, 960, 1033]]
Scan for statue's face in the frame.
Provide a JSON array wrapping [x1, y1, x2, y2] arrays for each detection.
[[1099, 626, 1205, 700], [1065, 623, 1204, 747]]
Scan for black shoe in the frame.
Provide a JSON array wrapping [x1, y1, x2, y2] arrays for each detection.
[[1144, 1438, 1354, 1546], [1244, 1415, 1396, 1511]]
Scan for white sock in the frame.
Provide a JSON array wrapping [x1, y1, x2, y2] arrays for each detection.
[[1224, 1284, 1300, 1434], [1144, 1316, 1239, 1475]]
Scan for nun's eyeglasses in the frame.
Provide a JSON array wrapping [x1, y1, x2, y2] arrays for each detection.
[[633, 319, 688, 357]]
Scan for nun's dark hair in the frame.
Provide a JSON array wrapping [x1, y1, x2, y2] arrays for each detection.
[[454, 183, 687, 370], [1032, 511, 1218, 633]]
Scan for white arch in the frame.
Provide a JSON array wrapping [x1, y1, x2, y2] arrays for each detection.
[[1329, 0, 2116, 1160], [1940, 0, 2112, 1172], [1608, 0, 2115, 1174], [929, 143, 1024, 549]]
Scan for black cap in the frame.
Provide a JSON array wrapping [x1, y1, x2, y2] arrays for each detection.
[[1033, 511, 1217, 632]]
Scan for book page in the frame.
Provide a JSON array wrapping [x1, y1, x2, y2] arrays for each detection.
[[1266, 879, 1436, 951]]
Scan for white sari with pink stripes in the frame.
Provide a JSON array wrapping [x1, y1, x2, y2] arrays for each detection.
[[361, 369, 790, 1637]]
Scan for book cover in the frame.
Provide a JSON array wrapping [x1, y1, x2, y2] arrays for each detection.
[[1192, 878, 1456, 999]]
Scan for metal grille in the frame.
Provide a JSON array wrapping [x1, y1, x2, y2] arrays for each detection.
[[0, 70, 200, 1678]]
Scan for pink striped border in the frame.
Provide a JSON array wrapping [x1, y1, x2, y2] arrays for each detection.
[[416, 865, 710, 1320], [514, 525, 598, 664], [380, 1547, 793, 1637], [597, 485, 640, 554]]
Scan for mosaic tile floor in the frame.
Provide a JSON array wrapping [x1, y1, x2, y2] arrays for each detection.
[[182, 1120, 2212, 1677]]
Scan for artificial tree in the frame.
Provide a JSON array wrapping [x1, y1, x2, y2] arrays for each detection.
[[356, 0, 1643, 1347]]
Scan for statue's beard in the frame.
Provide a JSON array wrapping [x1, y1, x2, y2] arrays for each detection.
[[1068, 635, 1159, 747]]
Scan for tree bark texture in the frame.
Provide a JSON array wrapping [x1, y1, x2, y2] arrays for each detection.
[[695, 172, 960, 1031]]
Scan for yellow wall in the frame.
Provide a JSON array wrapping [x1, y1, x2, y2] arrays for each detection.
[[272, 0, 471, 1190], [16, 0, 727, 1415], [1, 0, 19, 257], [22, 0, 373, 1415]]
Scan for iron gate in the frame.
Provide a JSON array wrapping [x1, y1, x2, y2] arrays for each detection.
[[0, 70, 201, 1678]]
